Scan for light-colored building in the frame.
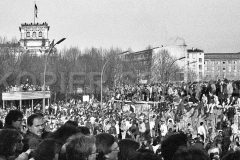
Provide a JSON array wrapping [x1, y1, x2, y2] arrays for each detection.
[[19, 22, 51, 55], [185, 48, 205, 82], [204, 53, 240, 80]]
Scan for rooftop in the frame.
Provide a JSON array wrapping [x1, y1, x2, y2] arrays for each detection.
[[21, 22, 49, 26], [187, 48, 204, 52]]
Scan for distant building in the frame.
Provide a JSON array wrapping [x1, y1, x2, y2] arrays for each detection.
[[19, 22, 51, 55], [123, 49, 152, 83], [186, 48, 205, 82], [0, 43, 22, 55], [204, 52, 240, 80]]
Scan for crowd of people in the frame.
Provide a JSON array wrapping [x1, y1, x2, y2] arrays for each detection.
[[1, 78, 240, 160], [4, 79, 50, 92]]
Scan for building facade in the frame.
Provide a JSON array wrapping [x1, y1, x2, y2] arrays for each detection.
[[19, 22, 50, 55], [204, 53, 240, 80], [185, 48, 205, 82], [123, 49, 152, 83]]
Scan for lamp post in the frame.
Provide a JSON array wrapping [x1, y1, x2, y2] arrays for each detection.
[[166, 56, 186, 82], [100, 51, 129, 109], [43, 38, 66, 113]]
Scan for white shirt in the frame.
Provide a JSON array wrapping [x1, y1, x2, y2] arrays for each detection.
[[139, 123, 146, 133], [231, 123, 238, 134], [197, 125, 206, 138], [150, 121, 155, 130], [115, 122, 120, 134], [160, 123, 168, 136]]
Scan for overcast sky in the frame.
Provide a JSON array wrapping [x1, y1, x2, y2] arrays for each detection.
[[1, 0, 240, 53]]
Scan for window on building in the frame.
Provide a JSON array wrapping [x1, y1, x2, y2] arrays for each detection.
[[187, 53, 189, 58], [199, 72, 203, 79], [218, 67, 220, 71], [229, 66, 231, 72], [205, 67, 207, 70], [204, 61, 206, 65], [223, 61, 225, 64], [39, 31, 42, 37], [223, 68, 226, 72], [234, 72, 237, 77], [199, 58, 202, 63], [234, 61, 237, 64], [32, 32, 36, 38], [199, 65, 202, 70], [229, 60, 232, 64], [234, 66, 237, 71], [218, 61, 220, 64], [26, 32, 30, 37]]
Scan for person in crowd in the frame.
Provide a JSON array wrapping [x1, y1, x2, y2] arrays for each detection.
[[129, 152, 161, 160], [118, 139, 140, 160], [197, 122, 206, 142], [0, 129, 26, 160], [96, 133, 119, 160], [221, 150, 240, 160], [172, 146, 210, 160], [128, 121, 139, 140], [23, 113, 44, 152], [160, 118, 168, 137], [33, 138, 60, 160], [4, 110, 23, 131], [66, 134, 97, 160], [120, 119, 128, 140], [161, 133, 188, 160], [15, 133, 24, 157]]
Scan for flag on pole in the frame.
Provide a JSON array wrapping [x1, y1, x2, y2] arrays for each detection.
[[35, 4, 38, 18]]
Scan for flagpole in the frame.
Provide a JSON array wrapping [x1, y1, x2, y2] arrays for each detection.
[[34, 1, 35, 24]]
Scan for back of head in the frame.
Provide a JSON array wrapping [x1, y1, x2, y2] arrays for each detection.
[[222, 150, 240, 160], [33, 138, 60, 160], [161, 133, 188, 160], [66, 134, 95, 160], [173, 146, 209, 160], [78, 126, 90, 135], [65, 120, 78, 127], [129, 152, 161, 160], [96, 133, 115, 154], [49, 124, 80, 147], [187, 147, 209, 160], [118, 139, 140, 160], [5, 110, 23, 126]]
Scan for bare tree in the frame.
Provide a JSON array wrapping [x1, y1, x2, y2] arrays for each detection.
[[151, 49, 180, 83]]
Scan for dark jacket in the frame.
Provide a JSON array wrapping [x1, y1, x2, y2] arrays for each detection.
[[22, 130, 42, 152]]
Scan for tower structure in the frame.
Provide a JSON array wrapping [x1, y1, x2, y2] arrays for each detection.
[[19, 22, 50, 55]]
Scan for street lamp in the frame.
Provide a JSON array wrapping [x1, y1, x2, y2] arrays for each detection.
[[166, 56, 186, 82], [43, 38, 66, 113], [100, 51, 129, 109]]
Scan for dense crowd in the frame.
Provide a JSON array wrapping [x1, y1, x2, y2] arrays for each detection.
[[4, 80, 50, 92], [1, 78, 240, 160]]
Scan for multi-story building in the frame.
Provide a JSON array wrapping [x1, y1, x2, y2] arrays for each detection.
[[19, 22, 51, 55], [123, 49, 152, 83], [185, 48, 205, 82], [204, 52, 240, 80]]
